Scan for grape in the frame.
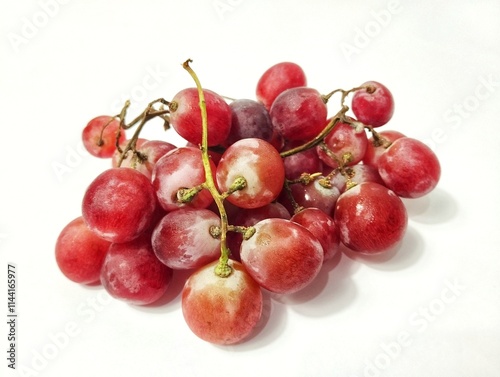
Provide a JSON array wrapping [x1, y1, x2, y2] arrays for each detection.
[[351, 81, 394, 127], [182, 259, 263, 345], [112, 139, 177, 179], [280, 174, 343, 216], [270, 87, 328, 142], [291, 208, 340, 262], [227, 202, 291, 261], [100, 234, 173, 305], [377, 137, 441, 198], [282, 140, 323, 180], [151, 208, 221, 270], [316, 120, 368, 168], [152, 147, 216, 212], [363, 130, 405, 167], [55, 216, 110, 284], [223, 99, 274, 147], [342, 164, 384, 190], [240, 218, 324, 294], [82, 167, 157, 243], [256, 61, 307, 110], [216, 138, 285, 209], [82, 115, 126, 158], [169, 88, 232, 146], [334, 182, 408, 253]]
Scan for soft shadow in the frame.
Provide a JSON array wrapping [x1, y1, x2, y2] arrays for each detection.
[[402, 187, 458, 224], [132, 268, 193, 313], [273, 251, 359, 317], [215, 291, 288, 351], [343, 225, 425, 271]]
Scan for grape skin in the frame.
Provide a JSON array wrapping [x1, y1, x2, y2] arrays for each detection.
[[55, 216, 111, 284], [181, 259, 263, 345], [151, 208, 221, 270], [256, 61, 307, 110], [378, 137, 441, 198], [216, 138, 285, 209], [351, 81, 394, 127], [152, 147, 216, 212], [240, 218, 324, 294], [82, 115, 125, 158], [82, 167, 157, 243], [100, 234, 173, 305], [169, 88, 232, 146], [334, 182, 408, 254], [270, 87, 328, 142]]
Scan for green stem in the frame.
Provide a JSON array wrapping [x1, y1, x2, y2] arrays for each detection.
[[182, 59, 232, 278]]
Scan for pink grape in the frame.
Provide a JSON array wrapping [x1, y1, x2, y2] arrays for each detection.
[[151, 208, 221, 270], [227, 202, 291, 261], [270, 86, 328, 142], [280, 174, 344, 216], [291, 208, 340, 262], [377, 137, 441, 198], [334, 182, 408, 253], [152, 147, 216, 212], [112, 139, 177, 179], [169, 88, 232, 146], [240, 218, 324, 294], [82, 115, 126, 158], [363, 130, 405, 167], [351, 81, 394, 127], [216, 138, 285, 209], [100, 234, 173, 305], [316, 121, 368, 169], [182, 259, 263, 345], [82, 167, 157, 243], [256, 61, 307, 110], [55, 216, 111, 284]]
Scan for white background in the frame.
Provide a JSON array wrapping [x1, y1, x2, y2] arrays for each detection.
[[1, 1, 500, 376]]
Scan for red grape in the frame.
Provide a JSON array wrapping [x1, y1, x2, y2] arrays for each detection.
[[334, 182, 408, 253], [316, 121, 368, 168], [270, 87, 328, 142], [82, 167, 157, 243], [169, 88, 232, 146], [351, 81, 394, 127], [82, 115, 126, 158], [291, 208, 340, 262], [224, 99, 274, 146], [377, 137, 441, 198], [216, 138, 285, 209], [240, 218, 324, 294], [152, 147, 216, 212], [256, 62, 307, 110], [112, 139, 177, 179], [363, 130, 405, 167], [282, 140, 323, 180], [182, 259, 263, 345], [151, 208, 221, 270], [55, 216, 110, 284], [100, 234, 173, 305]]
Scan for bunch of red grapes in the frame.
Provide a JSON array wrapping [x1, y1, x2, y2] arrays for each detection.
[[55, 60, 441, 345]]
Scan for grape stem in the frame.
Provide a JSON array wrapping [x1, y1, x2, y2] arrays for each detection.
[[182, 59, 233, 278]]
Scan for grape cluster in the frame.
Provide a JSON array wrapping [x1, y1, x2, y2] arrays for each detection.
[[55, 60, 441, 345]]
